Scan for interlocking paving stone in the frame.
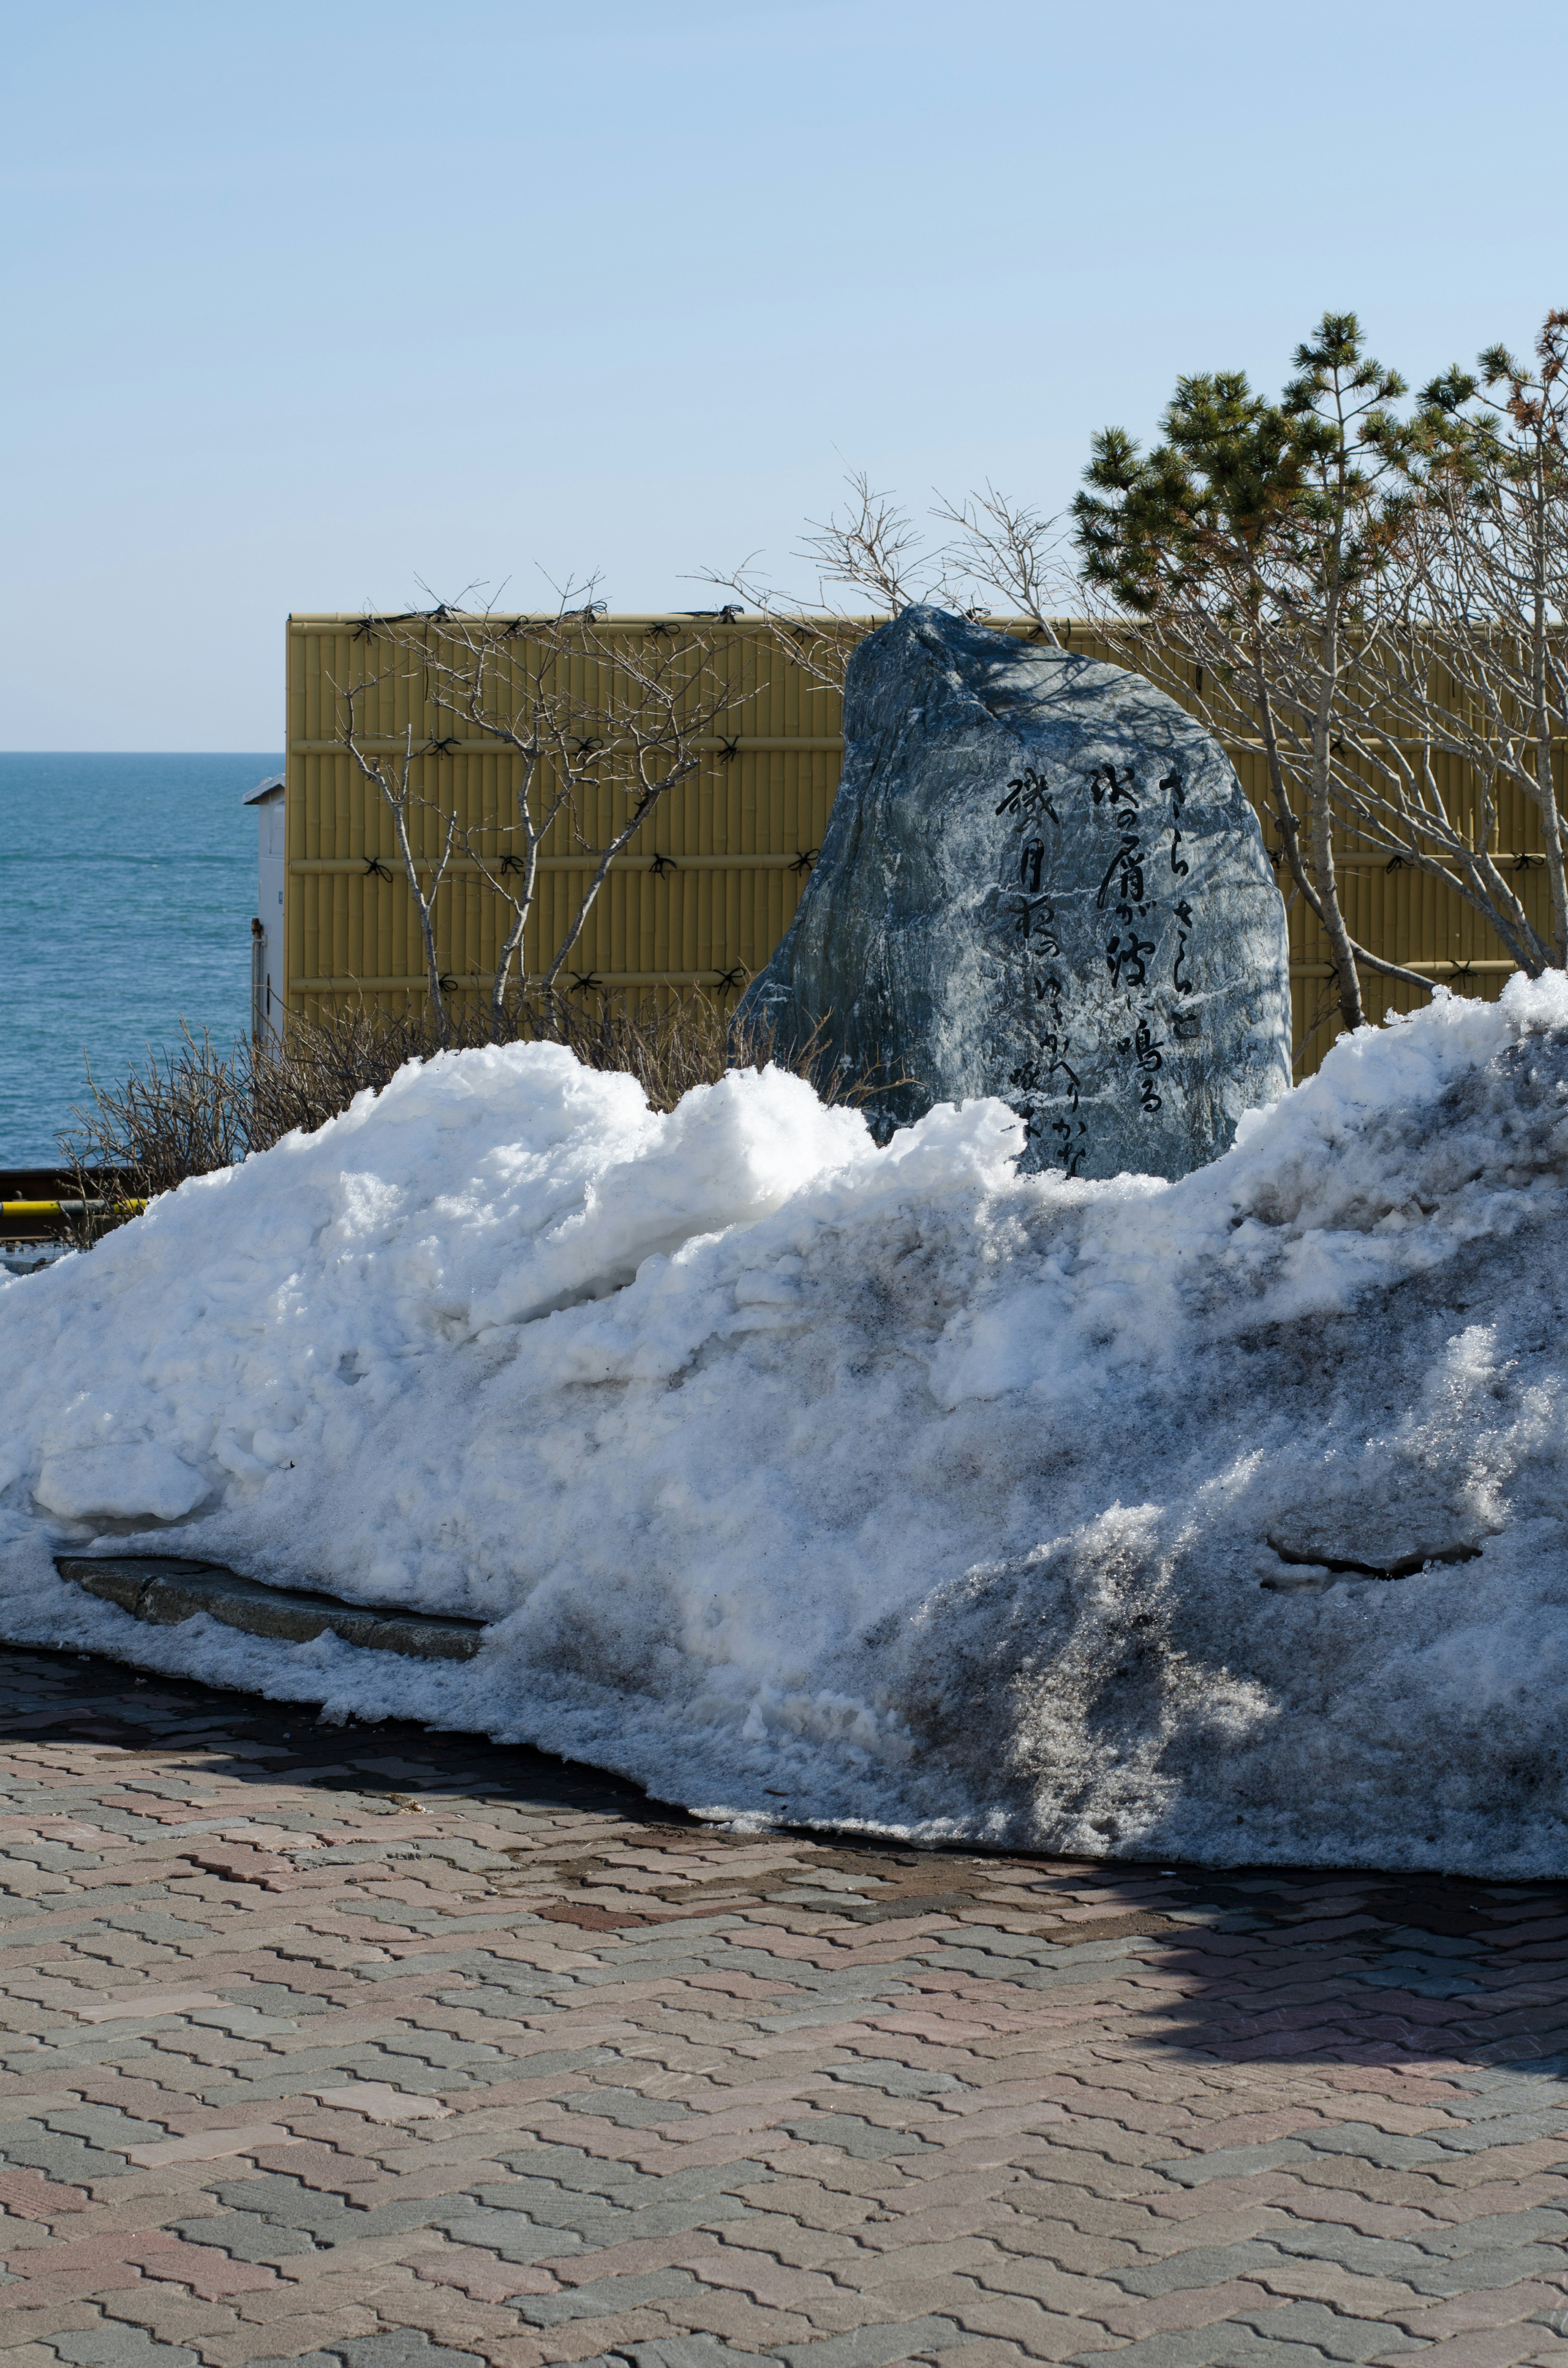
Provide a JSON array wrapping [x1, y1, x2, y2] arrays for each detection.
[[2, 1650, 1568, 2367], [47, 2337, 205, 2368]]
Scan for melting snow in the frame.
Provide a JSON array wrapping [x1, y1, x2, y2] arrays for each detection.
[[5, 977, 1568, 1873]]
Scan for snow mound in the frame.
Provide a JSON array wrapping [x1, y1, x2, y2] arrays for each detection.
[[5, 981, 1568, 1873]]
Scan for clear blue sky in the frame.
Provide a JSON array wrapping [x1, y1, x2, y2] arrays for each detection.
[[4, 0, 1566, 749]]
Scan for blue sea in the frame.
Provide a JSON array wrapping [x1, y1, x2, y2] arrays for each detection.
[[0, 754, 283, 1164]]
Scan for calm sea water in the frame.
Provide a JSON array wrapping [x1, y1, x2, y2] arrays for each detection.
[[0, 754, 282, 1164]]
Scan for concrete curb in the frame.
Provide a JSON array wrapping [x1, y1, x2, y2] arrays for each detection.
[[55, 1554, 488, 1661]]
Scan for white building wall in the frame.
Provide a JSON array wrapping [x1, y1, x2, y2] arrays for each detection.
[[246, 778, 286, 1039]]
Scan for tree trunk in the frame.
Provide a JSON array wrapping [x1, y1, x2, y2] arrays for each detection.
[[1528, 477, 1568, 965], [1310, 580, 1364, 1033]]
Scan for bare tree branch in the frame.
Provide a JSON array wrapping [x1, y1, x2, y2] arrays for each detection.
[[331, 667, 462, 1032], [928, 484, 1080, 643], [332, 592, 747, 1033], [798, 473, 940, 614]]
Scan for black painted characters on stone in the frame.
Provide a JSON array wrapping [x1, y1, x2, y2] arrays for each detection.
[[996, 765, 1061, 825], [1162, 766, 1189, 880], [1092, 767, 1147, 919], [1105, 932, 1154, 990], [996, 893, 1059, 947], [1125, 1019, 1164, 1076], [1040, 1033, 1082, 1116], [1117, 1019, 1164, 1116], [1096, 831, 1147, 918], [1172, 895, 1195, 997], [1010, 1032, 1084, 1122], [1044, 1113, 1089, 1176], [989, 834, 1062, 948], [1090, 764, 1138, 810], [1011, 837, 1062, 949], [1011, 1009, 1088, 1173], [991, 750, 1205, 1157]]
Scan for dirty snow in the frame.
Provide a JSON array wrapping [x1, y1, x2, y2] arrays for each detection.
[[4, 979, 1568, 1873]]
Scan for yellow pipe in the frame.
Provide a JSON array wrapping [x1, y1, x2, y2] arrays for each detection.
[[2, 1199, 147, 1217]]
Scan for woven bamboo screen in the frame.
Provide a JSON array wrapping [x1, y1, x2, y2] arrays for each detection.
[[285, 613, 1553, 1077]]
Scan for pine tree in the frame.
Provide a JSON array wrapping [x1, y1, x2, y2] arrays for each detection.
[[1075, 314, 1419, 1037]]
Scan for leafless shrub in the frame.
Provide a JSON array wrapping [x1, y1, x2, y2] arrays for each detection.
[[334, 591, 747, 1035], [57, 992, 899, 1248], [60, 1032, 249, 1245], [697, 470, 1083, 695]]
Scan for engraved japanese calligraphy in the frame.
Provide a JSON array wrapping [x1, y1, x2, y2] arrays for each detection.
[[739, 608, 1291, 1182]]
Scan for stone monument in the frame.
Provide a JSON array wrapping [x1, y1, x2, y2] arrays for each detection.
[[739, 607, 1292, 1181]]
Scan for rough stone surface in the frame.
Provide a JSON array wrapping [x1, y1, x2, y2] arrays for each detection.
[[742, 606, 1292, 1181], [54, 1558, 487, 1661], [2, 1641, 1567, 2367]]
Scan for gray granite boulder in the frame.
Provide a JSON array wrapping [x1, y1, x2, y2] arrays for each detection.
[[740, 607, 1292, 1180]]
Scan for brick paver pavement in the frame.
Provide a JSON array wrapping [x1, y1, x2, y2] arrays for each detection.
[[1, 1646, 1566, 2368]]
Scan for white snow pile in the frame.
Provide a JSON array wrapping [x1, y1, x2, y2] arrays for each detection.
[[5, 977, 1568, 1873]]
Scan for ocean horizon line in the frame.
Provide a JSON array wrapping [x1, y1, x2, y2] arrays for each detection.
[[0, 748, 283, 759]]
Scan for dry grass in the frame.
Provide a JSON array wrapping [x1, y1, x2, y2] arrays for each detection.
[[58, 990, 895, 1248]]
